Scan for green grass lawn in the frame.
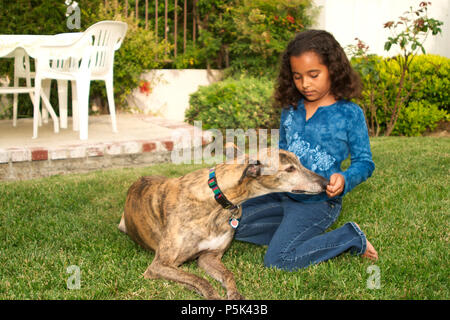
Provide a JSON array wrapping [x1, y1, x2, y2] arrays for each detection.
[[0, 137, 448, 300]]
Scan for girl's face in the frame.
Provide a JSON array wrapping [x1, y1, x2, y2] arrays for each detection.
[[290, 51, 335, 106]]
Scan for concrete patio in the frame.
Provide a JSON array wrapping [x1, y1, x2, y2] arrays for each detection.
[[0, 113, 211, 180]]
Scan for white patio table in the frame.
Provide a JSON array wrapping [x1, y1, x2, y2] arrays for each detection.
[[0, 33, 83, 136], [0, 33, 82, 59]]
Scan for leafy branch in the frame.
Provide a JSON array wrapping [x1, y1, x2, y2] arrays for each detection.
[[382, 1, 443, 136]]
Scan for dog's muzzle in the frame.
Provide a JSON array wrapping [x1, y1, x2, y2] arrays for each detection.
[[291, 178, 329, 194]]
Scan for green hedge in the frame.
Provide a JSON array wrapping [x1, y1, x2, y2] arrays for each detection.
[[352, 54, 449, 136], [408, 54, 449, 110], [186, 76, 279, 133]]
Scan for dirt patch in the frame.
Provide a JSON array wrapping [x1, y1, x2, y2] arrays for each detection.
[[423, 120, 450, 137]]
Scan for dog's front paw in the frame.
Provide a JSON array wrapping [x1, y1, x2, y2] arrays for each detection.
[[143, 268, 158, 280], [227, 291, 245, 300]]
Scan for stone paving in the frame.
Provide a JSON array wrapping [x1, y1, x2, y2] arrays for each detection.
[[0, 114, 212, 180]]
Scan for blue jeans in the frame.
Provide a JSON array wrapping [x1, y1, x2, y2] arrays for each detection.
[[234, 193, 367, 271]]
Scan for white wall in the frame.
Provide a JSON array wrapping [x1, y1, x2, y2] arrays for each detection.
[[127, 69, 223, 121], [313, 0, 450, 58]]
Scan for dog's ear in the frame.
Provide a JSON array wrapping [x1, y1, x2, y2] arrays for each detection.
[[238, 160, 262, 184]]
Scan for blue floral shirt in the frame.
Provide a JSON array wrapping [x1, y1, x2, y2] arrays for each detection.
[[279, 99, 375, 202]]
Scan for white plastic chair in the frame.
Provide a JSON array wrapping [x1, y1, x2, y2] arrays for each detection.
[[8, 48, 49, 128], [10, 40, 76, 130], [11, 48, 35, 127], [1, 48, 59, 134], [33, 21, 128, 140]]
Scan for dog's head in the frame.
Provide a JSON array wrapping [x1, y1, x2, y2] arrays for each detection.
[[237, 147, 329, 197]]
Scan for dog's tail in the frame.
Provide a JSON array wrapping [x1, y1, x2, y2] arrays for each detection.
[[118, 212, 127, 234]]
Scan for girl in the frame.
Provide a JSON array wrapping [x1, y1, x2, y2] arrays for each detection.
[[234, 30, 378, 270]]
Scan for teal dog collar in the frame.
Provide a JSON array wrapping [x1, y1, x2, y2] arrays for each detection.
[[208, 167, 241, 229]]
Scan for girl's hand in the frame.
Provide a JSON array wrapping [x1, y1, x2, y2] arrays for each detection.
[[326, 173, 345, 198]]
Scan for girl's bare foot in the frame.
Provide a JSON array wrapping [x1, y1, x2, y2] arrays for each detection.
[[354, 223, 378, 261]]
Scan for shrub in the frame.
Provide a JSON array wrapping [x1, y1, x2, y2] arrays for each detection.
[[181, 0, 316, 76], [408, 54, 449, 111], [186, 76, 279, 133], [352, 54, 449, 136], [227, 0, 315, 77], [393, 101, 448, 136], [348, 2, 445, 136], [0, 1, 69, 36], [380, 1, 443, 136]]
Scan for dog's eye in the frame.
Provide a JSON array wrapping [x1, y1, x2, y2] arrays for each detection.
[[285, 166, 296, 172]]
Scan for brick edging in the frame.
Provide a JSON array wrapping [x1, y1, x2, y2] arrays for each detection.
[[0, 136, 212, 164]]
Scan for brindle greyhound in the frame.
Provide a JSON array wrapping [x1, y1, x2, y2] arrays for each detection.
[[119, 145, 328, 299]]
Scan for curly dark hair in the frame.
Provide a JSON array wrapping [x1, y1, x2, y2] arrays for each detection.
[[273, 30, 362, 109]]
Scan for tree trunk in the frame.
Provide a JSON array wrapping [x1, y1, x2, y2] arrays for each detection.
[[384, 65, 406, 136]]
